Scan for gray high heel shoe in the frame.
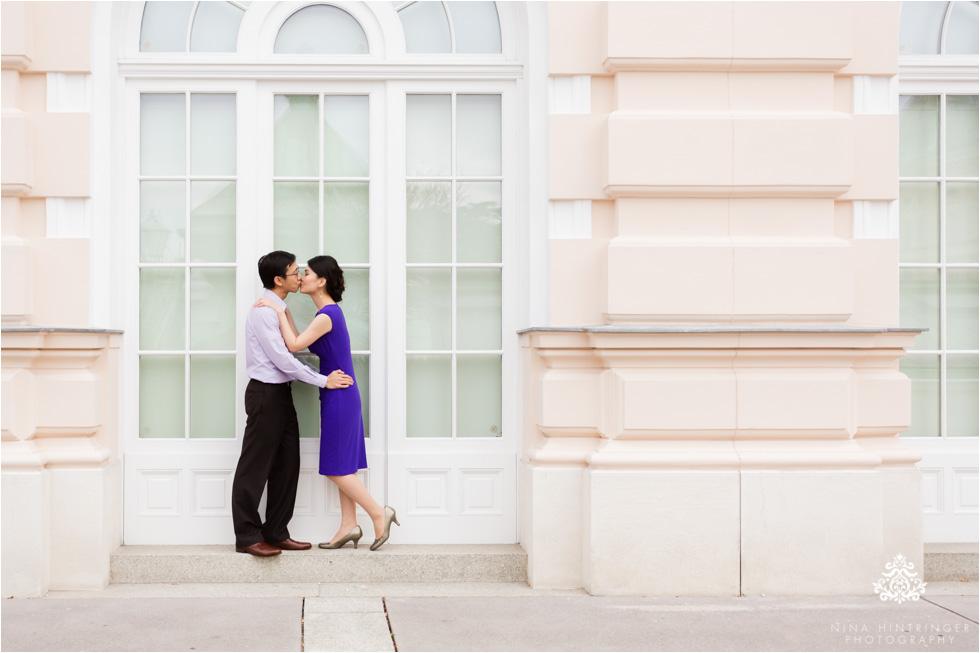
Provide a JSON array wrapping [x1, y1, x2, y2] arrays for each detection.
[[318, 525, 362, 550], [369, 506, 399, 551]]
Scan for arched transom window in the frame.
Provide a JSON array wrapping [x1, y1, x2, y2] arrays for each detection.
[[140, 1, 248, 52]]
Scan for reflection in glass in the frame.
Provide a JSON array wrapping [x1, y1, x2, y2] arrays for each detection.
[[407, 182, 452, 263], [407, 95, 451, 176], [141, 181, 186, 263], [190, 268, 236, 350], [407, 355, 451, 437], [324, 182, 369, 264], [324, 96, 369, 177], [274, 5, 369, 54], [294, 354, 320, 438], [285, 291, 316, 337], [900, 355, 940, 437], [948, 355, 979, 437], [457, 268, 501, 350], [140, 1, 194, 52], [274, 182, 318, 265], [140, 356, 185, 438], [947, 182, 979, 264], [947, 95, 979, 177], [457, 182, 501, 263], [398, 0, 451, 53], [274, 95, 318, 177], [141, 94, 185, 176], [448, 2, 502, 53], [899, 96, 939, 177], [456, 95, 501, 176], [191, 94, 236, 175], [191, 181, 235, 263], [407, 268, 452, 350], [457, 355, 501, 437], [190, 1, 244, 52], [899, 182, 939, 263], [339, 268, 370, 351], [899, 268, 940, 350], [140, 268, 185, 350], [190, 356, 236, 438], [948, 269, 979, 350]]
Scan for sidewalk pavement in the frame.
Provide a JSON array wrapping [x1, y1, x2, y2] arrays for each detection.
[[2, 582, 977, 652]]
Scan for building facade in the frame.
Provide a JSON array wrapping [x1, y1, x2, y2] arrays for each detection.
[[2, 1, 977, 598]]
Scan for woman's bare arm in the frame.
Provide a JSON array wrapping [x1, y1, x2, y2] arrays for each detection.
[[276, 311, 332, 353]]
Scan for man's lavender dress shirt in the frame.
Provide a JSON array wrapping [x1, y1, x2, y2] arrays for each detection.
[[245, 289, 327, 387]]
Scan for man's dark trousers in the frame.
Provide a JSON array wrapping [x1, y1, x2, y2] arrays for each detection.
[[232, 379, 301, 547]]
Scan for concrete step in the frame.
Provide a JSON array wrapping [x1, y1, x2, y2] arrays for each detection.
[[111, 544, 527, 584], [925, 543, 979, 581]]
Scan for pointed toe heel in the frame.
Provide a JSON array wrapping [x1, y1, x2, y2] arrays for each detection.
[[318, 525, 363, 550], [370, 506, 399, 551]]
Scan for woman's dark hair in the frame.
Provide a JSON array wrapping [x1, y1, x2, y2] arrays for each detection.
[[307, 255, 345, 302], [257, 250, 296, 289]]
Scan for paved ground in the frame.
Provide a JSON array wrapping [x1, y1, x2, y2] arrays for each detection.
[[1, 582, 977, 652]]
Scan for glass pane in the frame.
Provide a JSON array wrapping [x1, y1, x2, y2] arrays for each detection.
[[353, 354, 370, 437], [407, 268, 451, 350], [457, 355, 501, 437], [294, 354, 320, 438], [457, 95, 501, 176], [274, 182, 318, 265], [948, 269, 979, 350], [140, 268, 185, 350], [190, 268, 235, 350], [140, 1, 193, 52], [274, 5, 369, 54], [948, 355, 979, 437], [899, 268, 940, 350], [407, 182, 451, 263], [140, 356, 184, 438], [407, 95, 451, 176], [457, 182, 501, 263], [324, 182, 369, 264], [899, 96, 939, 178], [946, 1, 980, 54], [339, 268, 370, 351], [407, 355, 451, 437], [900, 356, 940, 437], [947, 182, 979, 263], [141, 181, 186, 263], [141, 94, 185, 176], [398, 1, 451, 53], [274, 95, 318, 177], [899, 182, 939, 263], [898, 1, 947, 54], [191, 181, 235, 263], [285, 291, 317, 339], [947, 95, 979, 177], [457, 268, 501, 350], [191, 94, 236, 176], [190, 355, 235, 438], [190, 0, 244, 52], [324, 96, 369, 177], [448, 1, 501, 53]]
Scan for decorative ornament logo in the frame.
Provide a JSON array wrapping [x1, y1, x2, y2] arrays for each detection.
[[873, 554, 927, 603]]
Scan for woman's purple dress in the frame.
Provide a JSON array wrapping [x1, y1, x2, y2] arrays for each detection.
[[308, 303, 366, 476]]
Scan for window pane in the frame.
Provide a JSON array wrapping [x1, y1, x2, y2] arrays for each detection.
[[274, 95, 318, 177], [324, 96, 369, 177], [191, 94, 236, 176], [457, 95, 501, 176], [398, 1, 451, 53], [353, 354, 370, 437], [946, 1, 980, 54], [899, 268, 940, 350], [190, 268, 236, 350], [947, 95, 979, 177], [324, 182, 369, 264], [407, 181, 451, 263], [141, 94, 185, 176], [898, 1, 947, 54], [407, 355, 451, 437], [285, 291, 317, 338], [190, 0, 244, 52], [191, 181, 235, 263], [457, 268, 501, 350], [947, 182, 979, 263], [899, 182, 939, 263], [457, 355, 501, 437], [190, 355, 235, 438], [140, 356, 185, 438], [948, 354, 979, 437], [274, 182, 318, 265], [448, 1, 501, 54], [294, 354, 320, 438], [900, 355, 940, 437], [899, 96, 939, 177], [140, 1, 193, 52], [407, 95, 451, 176], [407, 268, 451, 350], [140, 268, 185, 350], [948, 269, 979, 350], [141, 181, 186, 264], [457, 182, 501, 263], [274, 5, 369, 54], [340, 268, 370, 351]]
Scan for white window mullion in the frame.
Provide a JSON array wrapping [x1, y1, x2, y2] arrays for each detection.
[[939, 92, 947, 440], [184, 91, 192, 441]]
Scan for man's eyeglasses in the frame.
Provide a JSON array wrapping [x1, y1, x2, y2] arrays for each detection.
[[283, 268, 304, 278]]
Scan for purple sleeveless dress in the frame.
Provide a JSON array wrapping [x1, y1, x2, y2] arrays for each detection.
[[308, 303, 367, 476]]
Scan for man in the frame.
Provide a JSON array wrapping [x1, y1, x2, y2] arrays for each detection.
[[232, 251, 353, 557]]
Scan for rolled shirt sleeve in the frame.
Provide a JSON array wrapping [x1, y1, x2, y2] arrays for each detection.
[[253, 307, 329, 387]]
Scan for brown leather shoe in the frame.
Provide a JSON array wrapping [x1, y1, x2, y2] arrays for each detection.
[[236, 542, 281, 556], [268, 538, 311, 551]]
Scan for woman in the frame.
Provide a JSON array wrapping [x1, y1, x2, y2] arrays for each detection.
[[255, 255, 398, 551]]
